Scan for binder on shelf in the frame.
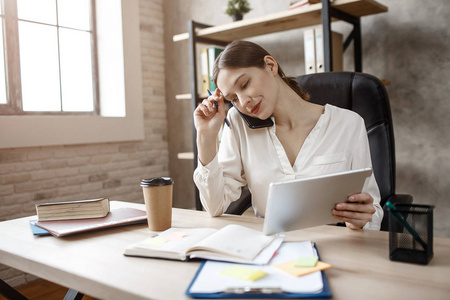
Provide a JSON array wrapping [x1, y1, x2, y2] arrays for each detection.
[[208, 47, 223, 92], [314, 27, 343, 73], [303, 29, 316, 74], [200, 48, 209, 95], [304, 27, 343, 74]]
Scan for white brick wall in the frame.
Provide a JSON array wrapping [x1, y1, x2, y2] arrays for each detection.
[[0, 0, 167, 288]]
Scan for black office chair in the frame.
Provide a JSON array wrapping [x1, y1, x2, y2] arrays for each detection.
[[225, 72, 412, 231]]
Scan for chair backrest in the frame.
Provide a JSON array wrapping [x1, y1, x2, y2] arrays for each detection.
[[296, 72, 396, 206]]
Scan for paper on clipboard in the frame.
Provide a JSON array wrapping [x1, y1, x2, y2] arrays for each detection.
[[187, 241, 325, 295]]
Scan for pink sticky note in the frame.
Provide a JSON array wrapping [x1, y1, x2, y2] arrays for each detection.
[[166, 231, 188, 241], [274, 260, 331, 277]]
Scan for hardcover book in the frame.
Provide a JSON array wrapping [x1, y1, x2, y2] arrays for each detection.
[[32, 207, 147, 237], [35, 197, 110, 221]]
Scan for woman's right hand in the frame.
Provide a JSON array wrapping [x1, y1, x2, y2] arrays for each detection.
[[194, 89, 227, 166], [193, 89, 226, 138]]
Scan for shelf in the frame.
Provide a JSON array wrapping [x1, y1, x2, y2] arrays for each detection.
[[177, 152, 195, 160], [175, 93, 208, 101], [175, 94, 192, 101], [173, 0, 387, 43]]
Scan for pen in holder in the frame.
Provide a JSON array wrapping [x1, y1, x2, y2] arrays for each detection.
[[387, 202, 434, 265]]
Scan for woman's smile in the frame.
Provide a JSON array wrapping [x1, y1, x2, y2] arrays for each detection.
[[250, 101, 261, 115]]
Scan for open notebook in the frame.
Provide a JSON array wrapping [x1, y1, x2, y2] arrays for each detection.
[[125, 224, 284, 265]]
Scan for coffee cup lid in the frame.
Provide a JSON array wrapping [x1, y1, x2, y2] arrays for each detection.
[[140, 177, 174, 187]]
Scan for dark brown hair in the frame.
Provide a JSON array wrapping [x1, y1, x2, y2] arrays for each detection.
[[212, 40, 309, 100]]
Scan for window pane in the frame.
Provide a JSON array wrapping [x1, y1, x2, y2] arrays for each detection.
[[0, 21, 7, 104], [59, 28, 94, 112], [58, 0, 91, 30], [17, 0, 57, 25], [19, 22, 61, 111]]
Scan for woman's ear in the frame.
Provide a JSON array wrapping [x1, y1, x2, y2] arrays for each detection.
[[264, 55, 278, 76]]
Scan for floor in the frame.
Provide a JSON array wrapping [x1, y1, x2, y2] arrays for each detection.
[[0, 279, 98, 300]]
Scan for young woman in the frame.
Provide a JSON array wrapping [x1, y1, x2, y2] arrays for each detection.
[[193, 40, 382, 230]]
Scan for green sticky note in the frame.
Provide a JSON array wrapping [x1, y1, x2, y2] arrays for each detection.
[[294, 256, 319, 267], [220, 265, 267, 281]]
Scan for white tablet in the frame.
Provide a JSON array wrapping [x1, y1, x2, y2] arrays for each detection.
[[263, 168, 372, 235]]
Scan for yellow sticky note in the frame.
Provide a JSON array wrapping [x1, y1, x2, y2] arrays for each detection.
[[294, 256, 319, 267], [166, 231, 188, 241], [220, 266, 267, 281], [141, 236, 168, 246], [274, 260, 331, 277]]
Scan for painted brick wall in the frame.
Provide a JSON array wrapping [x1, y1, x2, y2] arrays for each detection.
[[0, 0, 167, 287]]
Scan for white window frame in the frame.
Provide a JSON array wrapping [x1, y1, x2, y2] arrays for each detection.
[[0, 0, 144, 148]]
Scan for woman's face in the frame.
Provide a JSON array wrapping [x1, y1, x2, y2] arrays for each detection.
[[216, 58, 279, 120]]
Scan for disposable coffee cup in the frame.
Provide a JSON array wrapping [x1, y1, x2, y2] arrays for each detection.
[[140, 177, 174, 231]]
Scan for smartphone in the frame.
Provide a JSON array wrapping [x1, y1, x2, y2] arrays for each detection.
[[231, 102, 274, 129]]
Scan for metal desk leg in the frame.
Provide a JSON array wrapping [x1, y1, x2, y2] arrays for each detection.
[[0, 278, 28, 300], [63, 289, 85, 300]]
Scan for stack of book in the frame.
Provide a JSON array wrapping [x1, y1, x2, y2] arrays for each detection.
[[32, 198, 147, 237]]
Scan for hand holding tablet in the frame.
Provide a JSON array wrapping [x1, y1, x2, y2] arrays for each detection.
[[333, 191, 376, 229], [263, 168, 373, 235]]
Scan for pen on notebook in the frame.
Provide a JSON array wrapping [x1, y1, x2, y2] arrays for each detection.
[[386, 201, 427, 250], [207, 89, 231, 128]]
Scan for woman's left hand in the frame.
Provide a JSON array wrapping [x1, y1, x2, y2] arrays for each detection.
[[332, 193, 375, 229]]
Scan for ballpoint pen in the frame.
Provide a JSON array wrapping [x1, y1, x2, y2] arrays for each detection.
[[207, 89, 231, 128], [386, 201, 427, 250]]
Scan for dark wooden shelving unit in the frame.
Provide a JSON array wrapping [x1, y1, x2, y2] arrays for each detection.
[[173, 0, 388, 210]]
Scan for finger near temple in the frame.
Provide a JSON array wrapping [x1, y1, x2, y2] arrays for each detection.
[[214, 93, 225, 105]]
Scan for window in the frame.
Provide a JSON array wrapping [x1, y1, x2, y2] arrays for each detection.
[[0, 0, 144, 148], [0, 0, 97, 114], [0, 4, 8, 105]]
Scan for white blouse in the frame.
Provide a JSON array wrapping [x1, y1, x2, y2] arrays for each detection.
[[193, 104, 383, 230]]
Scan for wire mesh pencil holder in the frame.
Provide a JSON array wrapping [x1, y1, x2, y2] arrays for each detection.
[[388, 203, 434, 265]]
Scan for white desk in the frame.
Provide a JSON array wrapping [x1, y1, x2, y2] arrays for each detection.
[[0, 201, 449, 299]]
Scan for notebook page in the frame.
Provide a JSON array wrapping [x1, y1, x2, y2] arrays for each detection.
[[188, 224, 276, 261]]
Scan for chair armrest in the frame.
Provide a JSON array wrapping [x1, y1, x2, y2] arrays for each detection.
[[224, 188, 252, 215], [380, 194, 414, 231]]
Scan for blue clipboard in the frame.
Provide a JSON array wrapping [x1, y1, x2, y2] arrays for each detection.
[[185, 243, 332, 299]]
